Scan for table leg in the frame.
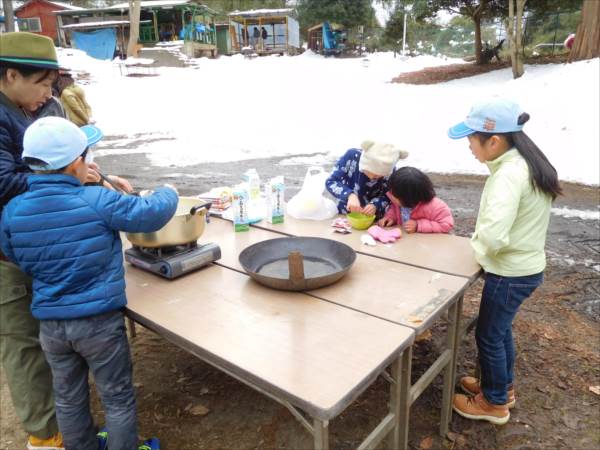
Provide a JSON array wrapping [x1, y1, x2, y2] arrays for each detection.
[[440, 295, 462, 436], [127, 317, 137, 339], [389, 346, 412, 450], [313, 419, 329, 450]]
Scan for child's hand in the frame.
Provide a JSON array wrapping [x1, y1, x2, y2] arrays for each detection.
[[404, 220, 417, 233], [107, 175, 133, 193], [346, 194, 362, 213], [85, 167, 101, 184], [362, 203, 376, 216], [378, 217, 394, 227]]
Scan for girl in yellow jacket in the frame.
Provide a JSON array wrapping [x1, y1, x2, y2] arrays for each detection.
[[59, 73, 92, 126], [447, 99, 561, 425]]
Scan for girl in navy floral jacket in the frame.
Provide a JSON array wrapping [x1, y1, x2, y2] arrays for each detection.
[[325, 140, 408, 218]]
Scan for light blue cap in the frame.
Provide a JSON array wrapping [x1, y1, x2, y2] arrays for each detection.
[[22, 117, 103, 170], [448, 99, 524, 139]]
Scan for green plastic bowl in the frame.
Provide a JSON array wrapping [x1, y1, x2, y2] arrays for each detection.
[[347, 212, 375, 230]]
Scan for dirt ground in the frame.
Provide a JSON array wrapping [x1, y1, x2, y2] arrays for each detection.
[[1, 154, 598, 450], [392, 55, 569, 85]]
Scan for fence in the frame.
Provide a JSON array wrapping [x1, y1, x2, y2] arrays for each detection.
[[388, 9, 581, 59]]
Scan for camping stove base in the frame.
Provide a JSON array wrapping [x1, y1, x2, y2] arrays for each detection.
[[125, 242, 221, 279]]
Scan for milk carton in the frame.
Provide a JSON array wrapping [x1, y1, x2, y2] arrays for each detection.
[[232, 183, 249, 232], [242, 168, 261, 222], [265, 176, 285, 224]]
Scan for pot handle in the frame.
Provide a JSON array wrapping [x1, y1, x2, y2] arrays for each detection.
[[189, 202, 212, 216], [288, 251, 306, 290]]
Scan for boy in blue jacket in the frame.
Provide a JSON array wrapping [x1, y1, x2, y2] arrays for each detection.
[[0, 117, 178, 450]]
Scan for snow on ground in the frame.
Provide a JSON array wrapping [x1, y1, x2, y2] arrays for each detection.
[[551, 206, 600, 221], [57, 47, 599, 185]]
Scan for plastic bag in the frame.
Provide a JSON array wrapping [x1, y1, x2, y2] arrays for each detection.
[[287, 166, 338, 221]]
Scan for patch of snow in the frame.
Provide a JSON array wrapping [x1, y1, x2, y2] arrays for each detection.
[[551, 207, 600, 221], [55, 47, 600, 186]]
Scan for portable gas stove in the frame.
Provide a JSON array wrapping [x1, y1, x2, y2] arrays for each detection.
[[125, 241, 221, 279]]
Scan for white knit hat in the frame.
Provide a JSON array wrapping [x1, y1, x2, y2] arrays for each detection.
[[358, 140, 409, 176]]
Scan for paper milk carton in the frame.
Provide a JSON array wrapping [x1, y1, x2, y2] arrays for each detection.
[[265, 176, 285, 224], [232, 183, 249, 232]]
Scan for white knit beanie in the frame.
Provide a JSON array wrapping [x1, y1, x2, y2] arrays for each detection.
[[358, 140, 409, 176]]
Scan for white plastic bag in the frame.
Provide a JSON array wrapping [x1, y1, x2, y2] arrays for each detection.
[[287, 167, 338, 221]]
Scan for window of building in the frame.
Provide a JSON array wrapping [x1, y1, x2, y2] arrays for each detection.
[[18, 17, 42, 32]]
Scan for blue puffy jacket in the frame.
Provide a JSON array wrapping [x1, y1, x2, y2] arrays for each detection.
[[0, 92, 32, 212], [0, 174, 178, 320]]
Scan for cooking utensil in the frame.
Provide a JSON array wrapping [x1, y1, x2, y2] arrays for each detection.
[[347, 212, 375, 230], [238, 237, 356, 291], [126, 197, 211, 248]]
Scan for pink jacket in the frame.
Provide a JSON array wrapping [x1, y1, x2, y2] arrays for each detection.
[[384, 193, 454, 233]]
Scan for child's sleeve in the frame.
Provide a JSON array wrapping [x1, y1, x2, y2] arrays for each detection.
[[415, 198, 454, 233], [383, 201, 397, 225], [90, 187, 178, 233], [369, 179, 390, 218], [472, 169, 521, 256], [325, 150, 356, 205]]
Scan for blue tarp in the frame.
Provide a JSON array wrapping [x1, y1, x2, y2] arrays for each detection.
[[323, 21, 336, 50], [72, 28, 117, 60]]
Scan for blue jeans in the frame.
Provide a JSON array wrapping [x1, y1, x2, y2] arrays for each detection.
[[475, 272, 543, 405], [39, 310, 138, 450]]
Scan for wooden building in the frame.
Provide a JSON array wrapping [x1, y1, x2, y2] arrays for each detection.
[[15, 0, 81, 42], [55, 0, 217, 57], [228, 8, 300, 56]]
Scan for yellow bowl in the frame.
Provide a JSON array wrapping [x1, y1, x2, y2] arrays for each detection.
[[347, 212, 375, 230]]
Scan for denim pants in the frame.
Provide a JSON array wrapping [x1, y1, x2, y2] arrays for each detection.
[[39, 310, 138, 450], [475, 272, 543, 405]]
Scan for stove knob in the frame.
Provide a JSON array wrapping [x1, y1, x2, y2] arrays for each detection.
[[159, 265, 168, 275]]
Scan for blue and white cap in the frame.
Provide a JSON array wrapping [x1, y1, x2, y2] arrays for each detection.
[[22, 117, 103, 170], [448, 98, 524, 139]]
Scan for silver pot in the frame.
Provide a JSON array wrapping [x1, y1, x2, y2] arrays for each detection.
[[126, 196, 211, 248]]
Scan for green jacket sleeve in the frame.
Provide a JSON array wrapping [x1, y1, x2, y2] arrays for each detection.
[[471, 166, 523, 257]]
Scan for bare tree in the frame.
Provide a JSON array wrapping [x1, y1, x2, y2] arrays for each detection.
[[568, 0, 600, 61], [507, 0, 526, 78], [126, 0, 141, 57], [2, 0, 15, 32]]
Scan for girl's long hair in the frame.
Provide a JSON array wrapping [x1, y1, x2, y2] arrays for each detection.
[[475, 113, 562, 200]]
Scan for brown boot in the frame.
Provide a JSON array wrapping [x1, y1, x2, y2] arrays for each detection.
[[460, 376, 516, 408], [453, 392, 510, 425]]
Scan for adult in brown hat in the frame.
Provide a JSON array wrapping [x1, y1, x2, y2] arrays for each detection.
[[0, 32, 67, 450]]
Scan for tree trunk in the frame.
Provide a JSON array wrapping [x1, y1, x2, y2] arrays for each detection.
[[126, 0, 141, 58], [515, 0, 525, 76], [474, 14, 483, 64], [508, 0, 516, 74], [568, 0, 600, 61], [508, 0, 526, 78], [2, 0, 15, 32]]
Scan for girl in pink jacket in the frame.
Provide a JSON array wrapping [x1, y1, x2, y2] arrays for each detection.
[[378, 166, 454, 233]]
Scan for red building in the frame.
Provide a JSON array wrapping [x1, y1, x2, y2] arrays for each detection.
[[15, 0, 82, 42]]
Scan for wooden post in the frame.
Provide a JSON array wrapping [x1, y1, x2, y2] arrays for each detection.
[[285, 16, 288, 54], [56, 14, 67, 47], [152, 10, 158, 42]]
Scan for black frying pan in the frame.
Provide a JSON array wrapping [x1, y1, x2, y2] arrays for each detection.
[[238, 237, 356, 291]]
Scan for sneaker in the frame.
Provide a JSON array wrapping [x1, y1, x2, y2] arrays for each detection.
[[97, 427, 108, 450], [453, 392, 510, 425], [27, 432, 64, 450], [139, 437, 160, 450], [460, 376, 516, 408]]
